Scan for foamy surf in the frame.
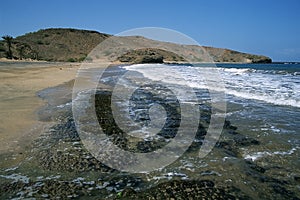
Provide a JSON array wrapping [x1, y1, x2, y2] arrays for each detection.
[[124, 63, 300, 108], [243, 147, 299, 161]]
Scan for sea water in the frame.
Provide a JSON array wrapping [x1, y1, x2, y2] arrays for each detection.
[[121, 63, 300, 198], [123, 63, 300, 148], [124, 63, 300, 156]]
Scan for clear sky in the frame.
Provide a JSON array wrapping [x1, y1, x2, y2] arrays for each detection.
[[1, 0, 299, 61]]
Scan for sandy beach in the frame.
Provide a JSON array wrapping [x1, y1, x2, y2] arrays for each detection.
[[0, 61, 80, 154]]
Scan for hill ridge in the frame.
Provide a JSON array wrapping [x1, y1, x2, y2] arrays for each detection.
[[0, 28, 272, 63]]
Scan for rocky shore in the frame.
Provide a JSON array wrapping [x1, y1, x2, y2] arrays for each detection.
[[1, 66, 298, 199], [0, 97, 251, 199]]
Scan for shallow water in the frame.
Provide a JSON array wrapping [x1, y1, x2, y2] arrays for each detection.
[[121, 63, 300, 198], [1, 63, 299, 199]]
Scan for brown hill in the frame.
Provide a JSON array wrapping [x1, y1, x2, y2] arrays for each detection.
[[0, 28, 272, 63], [0, 28, 110, 62]]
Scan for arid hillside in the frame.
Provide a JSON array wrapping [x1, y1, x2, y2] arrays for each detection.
[[0, 28, 272, 63]]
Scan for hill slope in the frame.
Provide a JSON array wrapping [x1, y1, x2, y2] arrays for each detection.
[[0, 28, 272, 63], [0, 28, 110, 62]]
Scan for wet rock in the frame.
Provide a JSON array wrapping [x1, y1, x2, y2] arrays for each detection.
[[266, 177, 288, 185], [223, 120, 238, 130], [227, 130, 239, 135], [215, 129, 261, 158], [0, 181, 26, 199], [245, 160, 266, 173], [271, 184, 298, 199], [121, 187, 137, 197], [120, 180, 238, 199], [32, 91, 127, 173], [294, 176, 300, 183], [137, 141, 157, 152], [233, 134, 260, 146], [106, 175, 143, 192], [216, 141, 239, 157]]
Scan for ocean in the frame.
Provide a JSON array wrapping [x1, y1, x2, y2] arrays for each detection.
[[72, 62, 300, 198], [122, 63, 300, 158], [116, 63, 300, 198]]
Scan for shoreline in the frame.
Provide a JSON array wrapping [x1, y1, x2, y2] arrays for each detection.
[[0, 58, 275, 65], [0, 62, 299, 199]]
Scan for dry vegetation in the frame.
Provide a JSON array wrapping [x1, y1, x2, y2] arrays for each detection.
[[0, 28, 272, 63]]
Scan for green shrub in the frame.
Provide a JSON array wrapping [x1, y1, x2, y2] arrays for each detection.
[[78, 56, 86, 62], [67, 58, 76, 62], [0, 46, 5, 52]]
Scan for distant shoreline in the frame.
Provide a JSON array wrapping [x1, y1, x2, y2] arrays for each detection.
[[0, 59, 289, 65]]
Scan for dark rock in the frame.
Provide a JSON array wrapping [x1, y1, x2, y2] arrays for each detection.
[[245, 160, 266, 173], [121, 187, 137, 197], [136, 141, 157, 152], [223, 120, 238, 130], [233, 135, 260, 146], [120, 180, 240, 199], [138, 55, 164, 64], [216, 141, 239, 157], [294, 176, 300, 183], [271, 184, 298, 199], [227, 130, 239, 135], [117, 48, 185, 64]]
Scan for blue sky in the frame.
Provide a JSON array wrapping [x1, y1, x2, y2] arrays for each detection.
[[1, 0, 299, 61]]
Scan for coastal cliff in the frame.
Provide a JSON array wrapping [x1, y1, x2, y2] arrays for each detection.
[[0, 28, 272, 63]]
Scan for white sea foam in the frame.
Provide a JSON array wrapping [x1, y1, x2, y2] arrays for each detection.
[[151, 172, 189, 181], [244, 147, 299, 161], [0, 173, 30, 183], [124, 64, 300, 108], [57, 102, 72, 108], [222, 68, 253, 75]]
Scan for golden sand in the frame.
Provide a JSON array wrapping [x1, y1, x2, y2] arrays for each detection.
[[0, 62, 80, 153]]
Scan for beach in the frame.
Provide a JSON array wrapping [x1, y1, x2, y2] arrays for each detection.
[[0, 62, 299, 199], [0, 61, 80, 157]]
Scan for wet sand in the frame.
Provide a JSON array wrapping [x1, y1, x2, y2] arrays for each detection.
[[0, 62, 80, 154]]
